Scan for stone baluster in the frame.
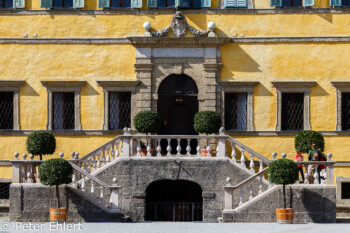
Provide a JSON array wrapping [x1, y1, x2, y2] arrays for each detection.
[[97, 153, 101, 169], [240, 149, 246, 167], [75, 152, 79, 159], [83, 161, 88, 172], [99, 186, 104, 203], [157, 139, 161, 157], [272, 152, 277, 161], [121, 128, 131, 157], [92, 156, 97, 171], [12, 152, 20, 183], [167, 139, 171, 157], [186, 139, 191, 156], [106, 147, 111, 163], [217, 136, 226, 158], [115, 141, 120, 158], [176, 139, 181, 157], [259, 174, 263, 194], [231, 143, 236, 162], [326, 153, 334, 184], [249, 184, 253, 200], [304, 164, 309, 184], [259, 159, 263, 172], [109, 178, 121, 213], [206, 139, 211, 157], [239, 192, 243, 206], [111, 146, 115, 161], [72, 171, 77, 187], [136, 139, 141, 157], [101, 150, 106, 166], [147, 139, 152, 157], [71, 152, 75, 159], [81, 176, 86, 192], [196, 139, 201, 157], [26, 171, 33, 183], [249, 154, 255, 172], [90, 181, 95, 197], [87, 160, 91, 174], [314, 169, 319, 184]]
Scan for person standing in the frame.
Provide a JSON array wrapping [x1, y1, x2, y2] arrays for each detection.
[[307, 144, 326, 184], [295, 150, 304, 183]]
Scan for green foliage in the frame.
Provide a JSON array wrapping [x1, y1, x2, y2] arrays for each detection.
[[194, 111, 222, 134], [26, 130, 56, 159], [295, 130, 324, 153], [134, 111, 161, 134], [269, 159, 299, 185], [38, 158, 73, 187]]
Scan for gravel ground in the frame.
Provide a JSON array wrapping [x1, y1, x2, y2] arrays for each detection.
[[1, 222, 350, 233]]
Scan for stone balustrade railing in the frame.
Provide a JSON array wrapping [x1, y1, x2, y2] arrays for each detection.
[[69, 162, 121, 213]]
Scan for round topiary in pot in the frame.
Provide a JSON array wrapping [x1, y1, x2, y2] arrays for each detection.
[[39, 158, 73, 221], [194, 111, 222, 135], [134, 111, 161, 135], [26, 130, 56, 160], [295, 130, 324, 154], [269, 158, 299, 223]]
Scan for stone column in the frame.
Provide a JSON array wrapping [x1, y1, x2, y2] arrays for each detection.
[[135, 58, 153, 113], [203, 56, 221, 112]]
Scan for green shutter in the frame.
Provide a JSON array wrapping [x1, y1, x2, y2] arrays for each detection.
[[73, 0, 84, 8], [13, 0, 25, 8], [236, 0, 247, 7], [98, 0, 110, 8], [131, 0, 142, 8], [270, 0, 281, 6], [224, 0, 236, 7], [40, 0, 52, 8], [303, 0, 313, 6], [330, 0, 341, 6], [175, 0, 181, 7], [147, 0, 157, 7], [201, 0, 211, 7]]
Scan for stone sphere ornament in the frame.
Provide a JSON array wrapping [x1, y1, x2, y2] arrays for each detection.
[[143, 22, 151, 30], [208, 21, 216, 30]]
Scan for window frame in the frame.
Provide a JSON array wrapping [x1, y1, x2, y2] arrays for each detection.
[[97, 81, 140, 131], [108, 91, 132, 130], [0, 81, 25, 130], [272, 81, 315, 131], [41, 81, 86, 131], [218, 81, 258, 131], [330, 81, 350, 131]]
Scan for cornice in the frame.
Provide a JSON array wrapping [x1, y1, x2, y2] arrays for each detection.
[[41, 81, 87, 88], [271, 81, 316, 88], [218, 81, 259, 87], [331, 81, 350, 89], [97, 80, 141, 87], [0, 80, 25, 87]]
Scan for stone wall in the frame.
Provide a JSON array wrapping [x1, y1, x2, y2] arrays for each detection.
[[9, 183, 120, 222], [223, 185, 336, 223]]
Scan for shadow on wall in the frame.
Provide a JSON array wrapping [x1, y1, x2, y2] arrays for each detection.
[[316, 14, 333, 24], [311, 83, 329, 97]]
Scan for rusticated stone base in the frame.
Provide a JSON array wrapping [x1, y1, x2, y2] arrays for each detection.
[[9, 183, 121, 222]]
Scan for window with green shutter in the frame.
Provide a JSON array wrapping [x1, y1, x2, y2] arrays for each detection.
[[271, 0, 313, 7], [155, 0, 203, 8], [147, 0, 157, 7], [41, 0, 82, 8], [224, 0, 247, 7], [330, 0, 344, 6], [13, 0, 25, 8], [41, 0, 52, 8], [101, 0, 132, 8]]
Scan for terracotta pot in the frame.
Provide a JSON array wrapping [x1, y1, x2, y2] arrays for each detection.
[[201, 149, 215, 157], [141, 148, 155, 157], [276, 208, 294, 224], [50, 207, 67, 222]]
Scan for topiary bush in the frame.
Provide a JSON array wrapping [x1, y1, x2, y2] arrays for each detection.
[[39, 158, 73, 208], [295, 130, 324, 153], [269, 159, 299, 209], [134, 111, 161, 135], [194, 111, 222, 135], [26, 130, 56, 160]]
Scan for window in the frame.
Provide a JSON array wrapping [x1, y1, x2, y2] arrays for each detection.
[[147, 0, 208, 8], [281, 93, 304, 131], [0, 0, 12, 8], [0, 92, 13, 130], [330, 0, 350, 7], [281, 0, 302, 7], [109, 92, 131, 130], [97, 80, 139, 130], [224, 0, 247, 8], [272, 81, 315, 131], [341, 183, 350, 199], [41, 81, 86, 130], [52, 0, 73, 8], [40, 0, 83, 9], [330, 81, 350, 131], [342, 93, 350, 130], [110, 0, 130, 7], [270, 0, 314, 7], [53, 92, 75, 130], [225, 93, 247, 131], [219, 81, 258, 131]]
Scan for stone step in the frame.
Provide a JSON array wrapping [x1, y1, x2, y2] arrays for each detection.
[[336, 217, 350, 223]]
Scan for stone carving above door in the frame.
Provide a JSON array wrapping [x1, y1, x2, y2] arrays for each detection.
[[143, 11, 216, 38]]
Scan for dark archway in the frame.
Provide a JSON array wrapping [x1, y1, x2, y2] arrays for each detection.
[[145, 180, 203, 221], [158, 74, 199, 154]]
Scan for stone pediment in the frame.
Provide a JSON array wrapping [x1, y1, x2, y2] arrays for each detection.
[[127, 37, 229, 48]]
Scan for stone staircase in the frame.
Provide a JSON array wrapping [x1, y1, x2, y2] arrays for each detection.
[[0, 199, 9, 218]]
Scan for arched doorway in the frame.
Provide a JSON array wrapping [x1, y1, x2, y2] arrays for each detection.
[[158, 74, 199, 154], [145, 180, 203, 221]]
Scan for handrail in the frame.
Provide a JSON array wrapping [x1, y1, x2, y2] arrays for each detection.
[[225, 137, 270, 164], [69, 161, 111, 189], [232, 167, 269, 189]]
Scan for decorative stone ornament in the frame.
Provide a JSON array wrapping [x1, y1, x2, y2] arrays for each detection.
[[149, 11, 212, 38], [208, 21, 216, 37], [143, 22, 151, 37]]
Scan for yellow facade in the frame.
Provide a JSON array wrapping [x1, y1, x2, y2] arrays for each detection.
[[0, 0, 350, 181]]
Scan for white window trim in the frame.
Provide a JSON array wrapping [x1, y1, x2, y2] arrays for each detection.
[[218, 81, 258, 131], [271, 81, 315, 131], [97, 81, 140, 130], [330, 81, 350, 131], [41, 81, 86, 130], [0, 80, 25, 130]]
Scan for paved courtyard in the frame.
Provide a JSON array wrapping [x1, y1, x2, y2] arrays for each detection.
[[1, 221, 350, 233]]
